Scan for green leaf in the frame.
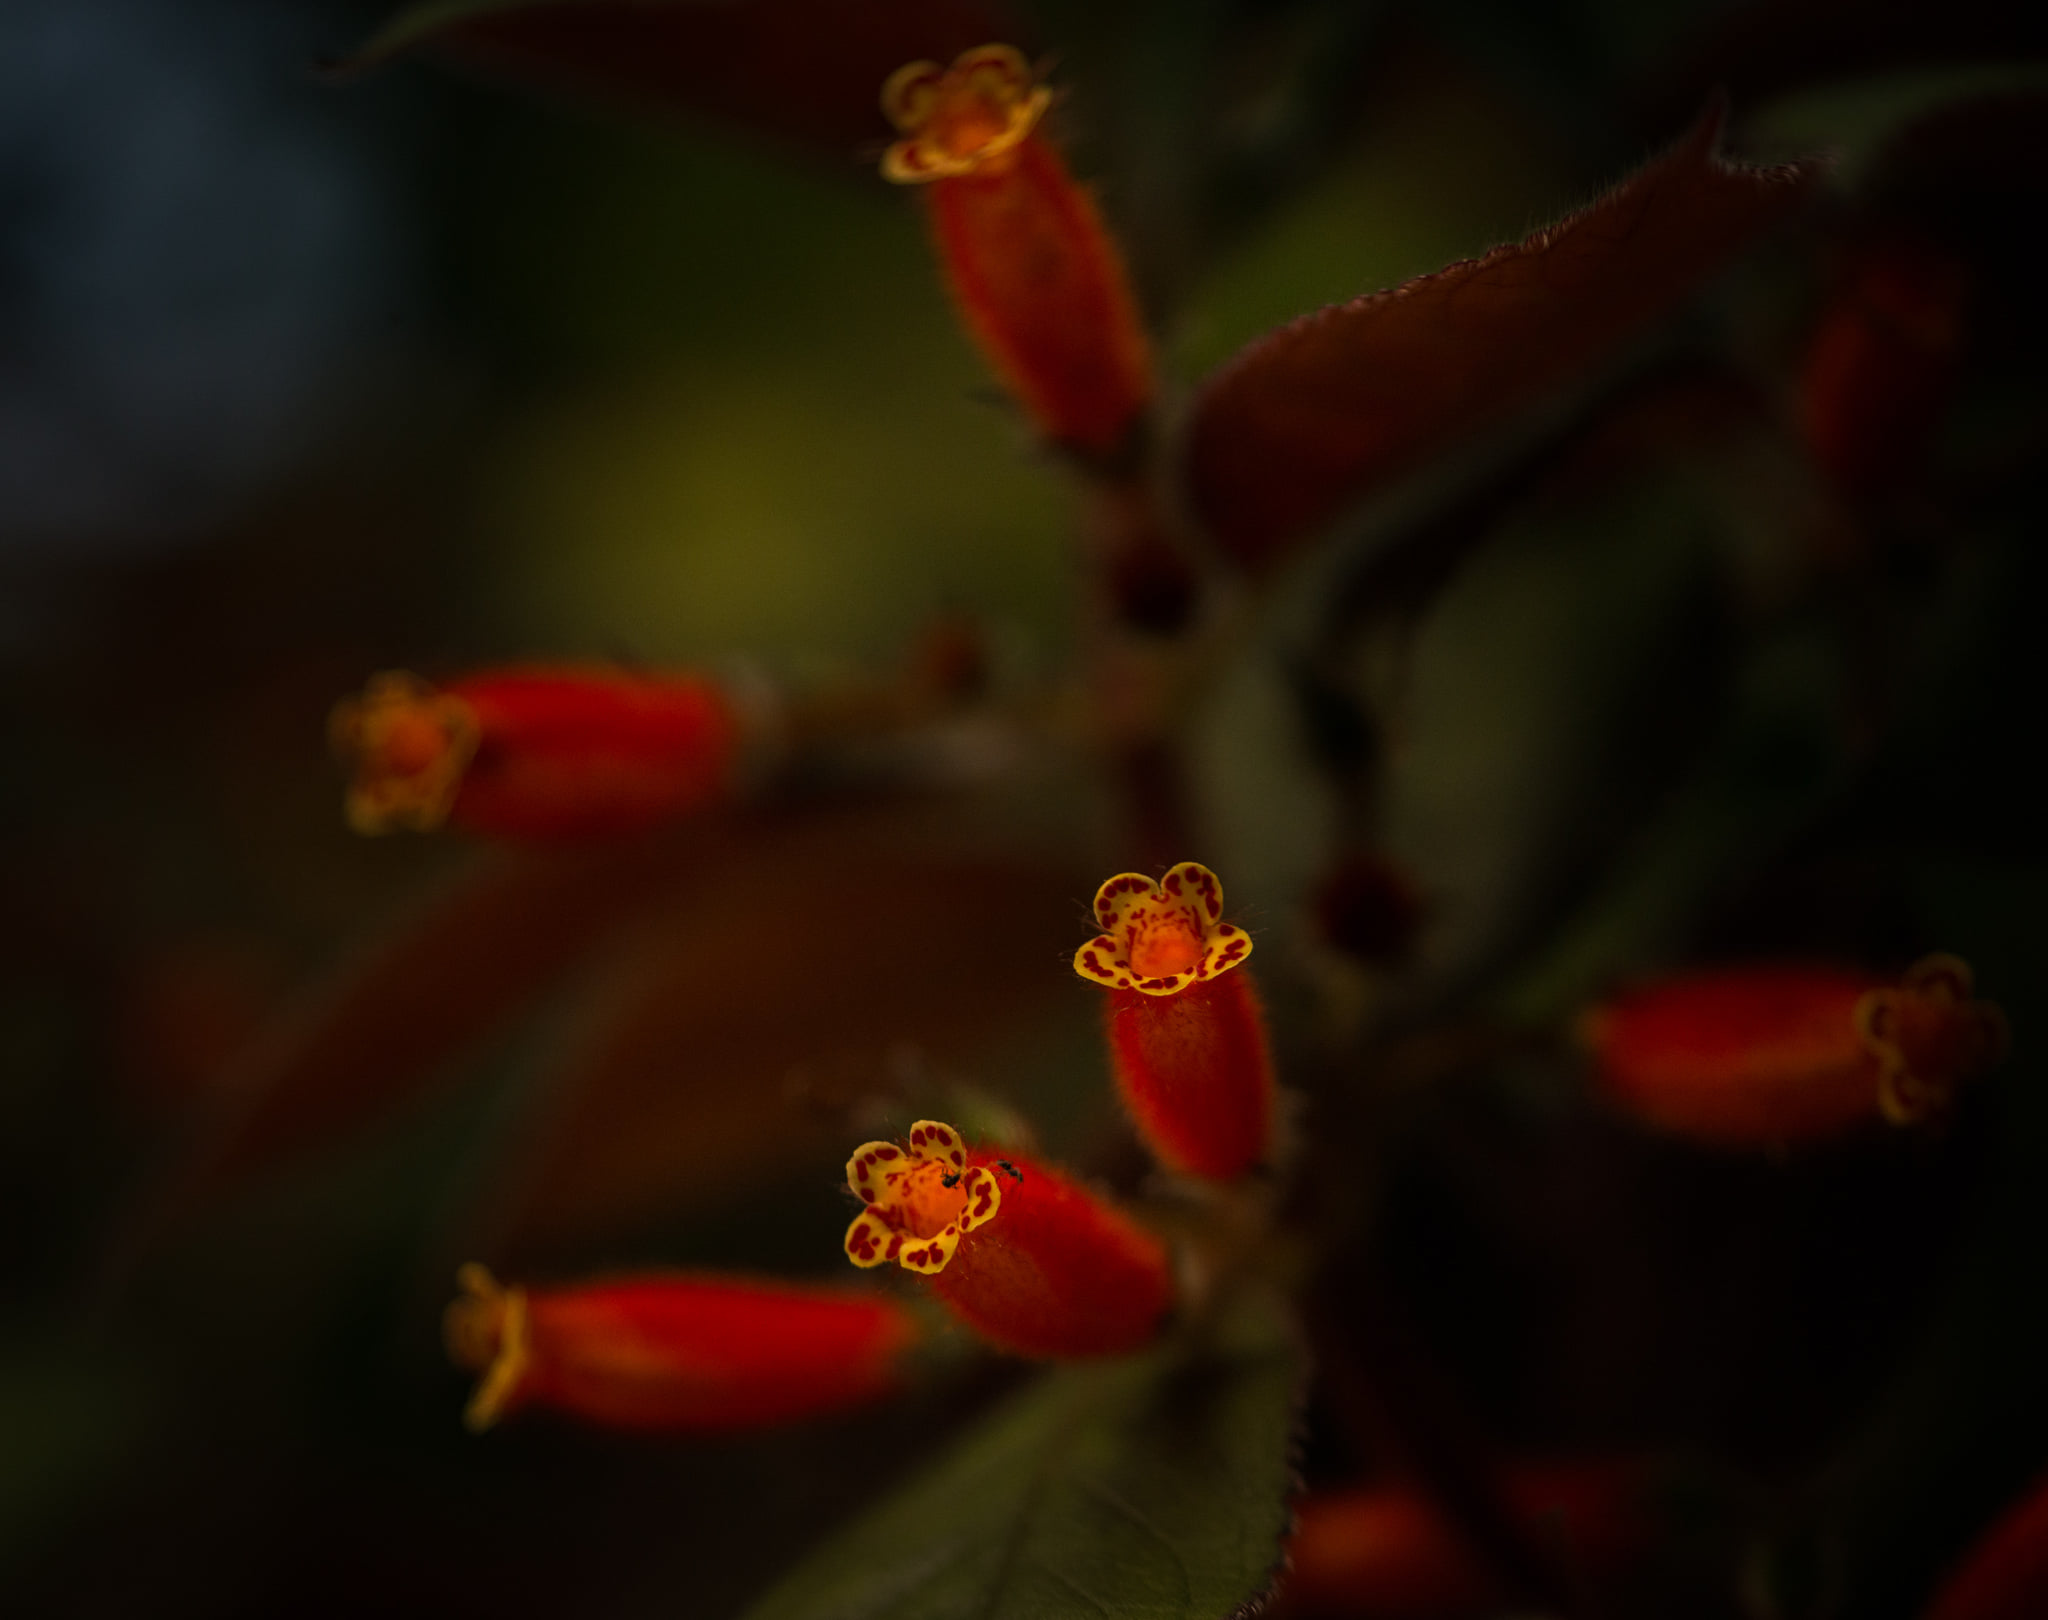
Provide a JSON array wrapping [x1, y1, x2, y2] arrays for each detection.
[[739, 1288, 1304, 1620]]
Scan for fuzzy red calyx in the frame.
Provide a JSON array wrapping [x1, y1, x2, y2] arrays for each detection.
[[332, 665, 737, 841], [443, 1264, 916, 1433], [843, 1123, 1173, 1358], [1078, 863, 1275, 1180], [1585, 954, 2006, 1145], [880, 47, 1152, 461]]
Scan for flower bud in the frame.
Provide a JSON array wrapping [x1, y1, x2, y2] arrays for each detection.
[[841, 1119, 1172, 1358], [443, 1264, 917, 1433], [1584, 954, 2006, 1146], [1074, 862, 1274, 1180], [331, 666, 737, 840], [880, 45, 1152, 465]]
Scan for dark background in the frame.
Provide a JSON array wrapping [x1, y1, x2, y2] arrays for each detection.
[[4, 2, 2047, 1615]]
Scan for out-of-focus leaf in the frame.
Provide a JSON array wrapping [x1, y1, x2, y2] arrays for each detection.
[[738, 1286, 1303, 1620], [460, 800, 1091, 1258], [1183, 108, 1821, 572], [346, 0, 1019, 154], [1637, 0, 2048, 138], [1492, 622, 1850, 1025], [1742, 63, 2048, 187], [141, 832, 714, 1228]]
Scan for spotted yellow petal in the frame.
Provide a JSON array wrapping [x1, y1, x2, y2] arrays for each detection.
[[905, 1120, 967, 1170], [1160, 861, 1225, 926], [1074, 933, 1135, 990], [1902, 952, 1972, 1002], [844, 1210, 901, 1269], [1195, 922, 1254, 980], [846, 1140, 912, 1208], [954, 1165, 1002, 1234], [1092, 871, 1161, 934], [895, 1223, 963, 1275]]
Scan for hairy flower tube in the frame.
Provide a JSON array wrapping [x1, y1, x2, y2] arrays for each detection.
[[1584, 954, 2007, 1146], [330, 666, 737, 839], [442, 1264, 917, 1433], [841, 1119, 1172, 1358], [1074, 862, 1274, 1181], [880, 45, 1152, 465]]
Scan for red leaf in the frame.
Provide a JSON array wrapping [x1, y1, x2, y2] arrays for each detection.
[[444, 799, 1090, 1261], [124, 832, 713, 1246], [1183, 107, 1823, 571], [346, 0, 1021, 154]]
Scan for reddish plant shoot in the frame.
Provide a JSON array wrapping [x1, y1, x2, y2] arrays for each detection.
[[1278, 1462, 1651, 1619], [1923, 1469, 2048, 1620], [1075, 862, 1275, 1180], [1585, 954, 2007, 1146], [442, 1265, 919, 1433], [842, 1119, 1173, 1357], [330, 666, 737, 840], [881, 45, 1153, 465], [1799, 235, 1969, 502]]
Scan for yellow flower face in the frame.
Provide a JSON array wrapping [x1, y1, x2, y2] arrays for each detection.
[[329, 671, 480, 835], [843, 1120, 1004, 1276], [1855, 953, 2010, 1125], [1074, 861, 1253, 997], [879, 44, 1051, 183]]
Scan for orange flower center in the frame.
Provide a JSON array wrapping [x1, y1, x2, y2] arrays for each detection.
[[1127, 911, 1204, 978], [330, 672, 481, 835], [933, 78, 1015, 159], [880, 48, 1050, 183], [377, 704, 457, 778], [896, 1158, 970, 1239]]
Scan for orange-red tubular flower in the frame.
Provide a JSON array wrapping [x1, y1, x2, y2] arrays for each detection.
[[330, 666, 737, 840], [1279, 1463, 1650, 1619], [1923, 1470, 2048, 1620], [880, 45, 1153, 465], [841, 1119, 1172, 1358], [443, 1265, 917, 1433], [1074, 862, 1274, 1181], [1585, 954, 2007, 1147]]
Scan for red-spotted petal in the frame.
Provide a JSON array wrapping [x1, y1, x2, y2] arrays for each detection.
[[1092, 871, 1163, 934], [844, 1140, 906, 1208], [905, 1119, 966, 1170], [1079, 863, 1249, 998], [954, 1165, 1002, 1233], [895, 1223, 964, 1275], [1194, 922, 1254, 980], [843, 1210, 898, 1270], [1161, 860, 1224, 926], [1074, 932, 1136, 990]]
